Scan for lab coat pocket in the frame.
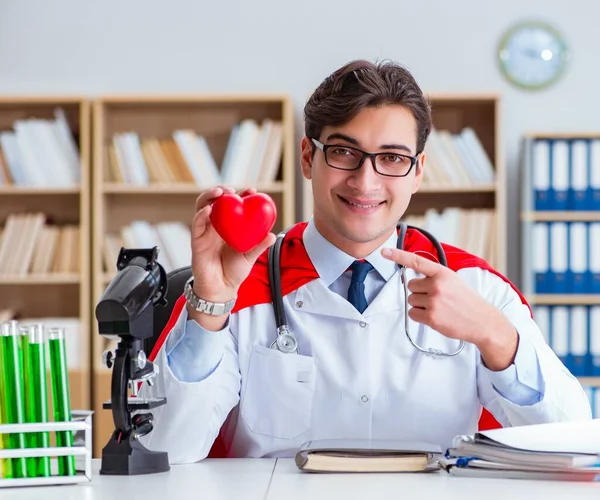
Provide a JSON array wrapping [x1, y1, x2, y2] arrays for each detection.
[[240, 344, 316, 439]]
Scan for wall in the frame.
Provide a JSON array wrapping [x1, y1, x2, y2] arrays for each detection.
[[1, 0, 598, 283]]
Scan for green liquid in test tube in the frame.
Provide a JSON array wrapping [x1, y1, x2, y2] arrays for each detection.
[[26, 324, 51, 477], [48, 327, 75, 476], [0, 322, 14, 479], [0, 320, 27, 478], [18, 325, 37, 478]]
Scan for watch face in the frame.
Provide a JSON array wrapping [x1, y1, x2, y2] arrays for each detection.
[[498, 21, 568, 90]]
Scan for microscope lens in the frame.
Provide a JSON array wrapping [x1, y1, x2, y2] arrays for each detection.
[[48, 327, 76, 476], [26, 324, 51, 477], [0, 320, 27, 478]]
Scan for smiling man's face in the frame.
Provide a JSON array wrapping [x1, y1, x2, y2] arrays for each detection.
[[301, 104, 425, 257]]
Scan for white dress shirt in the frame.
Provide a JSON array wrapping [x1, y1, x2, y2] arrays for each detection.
[[140, 220, 592, 464]]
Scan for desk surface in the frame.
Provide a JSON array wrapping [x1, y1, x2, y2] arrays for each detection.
[[4, 458, 600, 499]]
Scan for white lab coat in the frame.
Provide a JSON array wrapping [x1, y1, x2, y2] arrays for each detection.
[[140, 266, 592, 464]]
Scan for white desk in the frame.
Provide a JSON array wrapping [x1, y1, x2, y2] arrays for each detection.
[[4, 458, 600, 499], [270, 458, 600, 500], [5, 459, 275, 500]]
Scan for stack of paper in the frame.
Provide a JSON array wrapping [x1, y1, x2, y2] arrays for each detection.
[[441, 419, 600, 481]]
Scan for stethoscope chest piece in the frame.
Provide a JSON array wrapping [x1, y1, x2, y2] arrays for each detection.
[[270, 326, 299, 354]]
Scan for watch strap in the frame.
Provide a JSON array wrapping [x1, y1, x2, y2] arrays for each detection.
[[183, 277, 236, 316]]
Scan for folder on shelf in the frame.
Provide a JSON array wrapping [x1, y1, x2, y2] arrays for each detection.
[[590, 306, 600, 376], [294, 439, 441, 473], [570, 139, 589, 210], [550, 139, 570, 211], [590, 139, 600, 210], [590, 223, 600, 294], [550, 222, 568, 293], [568, 305, 588, 376], [550, 306, 569, 368], [532, 139, 550, 210], [568, 222, 588, 293], [532, 222, 551, 293]]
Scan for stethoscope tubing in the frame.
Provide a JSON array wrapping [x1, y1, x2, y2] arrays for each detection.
[[269, 223, 464, 358]]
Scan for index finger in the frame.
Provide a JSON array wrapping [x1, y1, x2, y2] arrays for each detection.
[[381, 248, 445, 277], [195, 185, 236, 212]]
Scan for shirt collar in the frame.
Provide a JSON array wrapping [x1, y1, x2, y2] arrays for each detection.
[[302, 218, 398, 286]]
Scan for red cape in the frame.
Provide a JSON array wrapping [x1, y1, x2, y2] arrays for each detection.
[[150, 222, 529, 446]]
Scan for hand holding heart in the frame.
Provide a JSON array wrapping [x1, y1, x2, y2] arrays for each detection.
[[382, 247, 518, 371], [191, 186, 276, 304]]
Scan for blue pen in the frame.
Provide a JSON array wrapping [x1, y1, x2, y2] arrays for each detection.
[[456, 457, 477, 468]]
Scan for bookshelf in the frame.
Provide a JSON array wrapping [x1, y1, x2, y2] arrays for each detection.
[[520, 133, 600, 416], [91, 93, 294, 454], [303, 93, 506, 274], [0, 96, 91, 413]]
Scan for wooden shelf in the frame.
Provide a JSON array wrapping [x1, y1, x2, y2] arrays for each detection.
[[0, 274, 80, 285], [103, 181, 285, 194], [579, 377, 600, 386], [91, 93, 295, 456], [521, 211, 600, 222], [417, 183, 496, 193], [524, 131, 600, 140], [0, 96, 91, 416], [0, 186, 80, 195], [527, 295, 600, 305]]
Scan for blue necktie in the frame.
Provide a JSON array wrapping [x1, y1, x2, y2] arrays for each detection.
[[347, 260, 373, 313]]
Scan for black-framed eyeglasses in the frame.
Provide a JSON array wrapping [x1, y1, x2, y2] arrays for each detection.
[[311, 138, 419, 178]]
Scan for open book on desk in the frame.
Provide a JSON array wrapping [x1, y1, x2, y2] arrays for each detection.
[[442, 419, 600, 481], [295, 439, 441, 473]]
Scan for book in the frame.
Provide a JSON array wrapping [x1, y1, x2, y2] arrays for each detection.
[[294, 439, 441, 473]]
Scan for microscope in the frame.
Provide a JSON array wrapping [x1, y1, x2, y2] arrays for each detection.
[[95, 246, 170, 475]]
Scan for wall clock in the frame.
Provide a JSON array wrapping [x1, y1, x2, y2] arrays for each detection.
[[497, 20, 569, 90]]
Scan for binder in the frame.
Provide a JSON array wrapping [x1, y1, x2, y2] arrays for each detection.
[[589, 306, 600, 376], [550, 306, 569, 368], [533, 222, 550, 293], [589, 223, 600, 294], [532, 305, 550, 345], [568, 306, 588, 376], [569, 140, 589, 210], [532, 139, 550, 210], [568, 222, 588, 293], [550, 140, 569, 211], [590, 139, 600, 210], [550, 222, 568, 293]]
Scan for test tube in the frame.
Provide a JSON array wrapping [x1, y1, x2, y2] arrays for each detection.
[[18, 325, 37, 478], [48, 327, 75, 476], [0, 323, 14, 479], [26, 324, 51, 477], [0, 320, 27, 478]]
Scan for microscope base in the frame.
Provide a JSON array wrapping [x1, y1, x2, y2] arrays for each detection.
[[100, 434, 170, 475]]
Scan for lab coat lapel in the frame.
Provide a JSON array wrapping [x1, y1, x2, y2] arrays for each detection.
[[292, 279, 365, 321], [362, 268, 404, 317]]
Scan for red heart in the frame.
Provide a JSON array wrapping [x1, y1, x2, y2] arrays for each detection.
[[210, 193, 277, 253]]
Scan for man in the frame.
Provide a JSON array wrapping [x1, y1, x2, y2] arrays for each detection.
[[140, 59, 591, 464]]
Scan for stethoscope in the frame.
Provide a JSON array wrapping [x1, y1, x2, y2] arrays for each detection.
[[268, 222, 465, 359]]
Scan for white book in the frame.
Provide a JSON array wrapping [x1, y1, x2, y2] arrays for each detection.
[[461, 127, 495, 183], [53, 108, 81, 183]]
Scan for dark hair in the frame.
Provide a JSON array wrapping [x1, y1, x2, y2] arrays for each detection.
[[304, 59, 432, 154]]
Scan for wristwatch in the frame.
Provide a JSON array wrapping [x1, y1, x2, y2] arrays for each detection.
[[183, 277, 237, 316]]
